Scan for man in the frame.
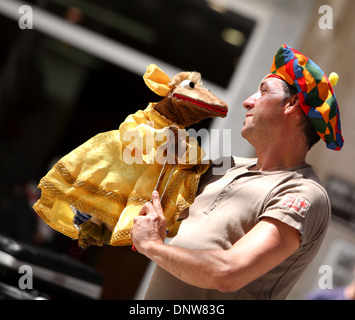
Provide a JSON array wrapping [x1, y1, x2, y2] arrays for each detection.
[[130, 44, 344, 299]]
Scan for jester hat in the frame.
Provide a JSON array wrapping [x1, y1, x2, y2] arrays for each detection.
[[267, 44, 344, 151]]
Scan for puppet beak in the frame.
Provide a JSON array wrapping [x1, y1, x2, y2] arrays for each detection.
[[172, 85, 228, 117], [173, 93, 228, 115]]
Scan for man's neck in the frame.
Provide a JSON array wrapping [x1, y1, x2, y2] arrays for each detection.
[[251, 144, 308, 172]]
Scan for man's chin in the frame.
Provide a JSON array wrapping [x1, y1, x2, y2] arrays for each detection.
[[241, 127, 247, 139]]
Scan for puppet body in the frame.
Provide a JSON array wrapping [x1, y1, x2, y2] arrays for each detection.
[[33, 65, 228, 247]]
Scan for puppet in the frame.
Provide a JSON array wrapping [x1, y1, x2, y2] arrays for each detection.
[[33, 64, 228, 248]]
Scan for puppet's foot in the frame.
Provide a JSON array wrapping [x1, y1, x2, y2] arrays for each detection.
[[77, 221, 112, 248], [90, 217, 113, 232]]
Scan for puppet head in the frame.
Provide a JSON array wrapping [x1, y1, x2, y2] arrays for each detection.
[[143, 64, 228, 127]]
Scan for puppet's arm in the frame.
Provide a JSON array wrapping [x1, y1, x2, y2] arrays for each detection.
[[119, 110, 194, 165]]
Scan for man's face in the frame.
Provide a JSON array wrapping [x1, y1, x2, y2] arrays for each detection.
[[241, 77, 287, 147]]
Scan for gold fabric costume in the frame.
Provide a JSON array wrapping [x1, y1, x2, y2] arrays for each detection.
[[33, 104, 209, 246]]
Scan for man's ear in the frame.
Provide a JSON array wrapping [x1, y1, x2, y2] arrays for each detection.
[[284, 94, 300, 115]]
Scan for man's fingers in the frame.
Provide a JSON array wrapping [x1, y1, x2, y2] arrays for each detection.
[[138, 199, 158, 216], [133, 215, 143, 224], [138, 203, 148, 216], [134, 191, 164, 224], [131, 191, 168, 252], [151, 191, 164, 216]]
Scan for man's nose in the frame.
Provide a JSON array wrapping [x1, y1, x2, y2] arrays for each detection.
[[242, 93, 257, 110]]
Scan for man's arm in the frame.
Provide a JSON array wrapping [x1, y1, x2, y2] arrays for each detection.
[[131, 191, 300, 292]]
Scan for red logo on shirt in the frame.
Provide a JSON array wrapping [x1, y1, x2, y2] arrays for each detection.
[[280, 195, 310, 217]]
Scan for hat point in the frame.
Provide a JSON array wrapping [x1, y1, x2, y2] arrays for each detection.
[[329, 72, 339, 87]]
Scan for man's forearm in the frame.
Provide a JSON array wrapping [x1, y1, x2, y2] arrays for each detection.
[[138, 218, 301, 293], [142, 241, 235, 292]]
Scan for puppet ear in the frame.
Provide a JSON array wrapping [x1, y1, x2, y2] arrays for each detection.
[[143, 64, 172, 96]]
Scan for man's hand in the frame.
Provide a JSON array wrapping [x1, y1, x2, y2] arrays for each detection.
[[130, 191, 167, 254]]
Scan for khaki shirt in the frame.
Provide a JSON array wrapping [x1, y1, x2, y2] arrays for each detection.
[[144, 156, 331, 300]]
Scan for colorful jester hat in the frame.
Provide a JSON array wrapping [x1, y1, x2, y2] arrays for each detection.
[[267, 44, 344, 151]]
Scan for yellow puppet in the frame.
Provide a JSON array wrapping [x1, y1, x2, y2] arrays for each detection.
[[33, 64, 228, 248]]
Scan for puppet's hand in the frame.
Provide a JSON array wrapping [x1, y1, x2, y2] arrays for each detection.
[[168, 125, 181, 144], [166, 125, 188, 164]]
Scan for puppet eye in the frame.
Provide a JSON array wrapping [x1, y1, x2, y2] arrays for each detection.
[[180, 80, 195, 89]]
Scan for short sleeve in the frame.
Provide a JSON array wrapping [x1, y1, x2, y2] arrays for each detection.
[[258, 181, 331, 244]]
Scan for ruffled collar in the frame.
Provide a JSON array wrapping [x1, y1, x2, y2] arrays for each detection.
[[144, 103, 185, 130]]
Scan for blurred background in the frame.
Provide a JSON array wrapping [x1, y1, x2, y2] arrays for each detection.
[[0, 0, 354, 299]]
